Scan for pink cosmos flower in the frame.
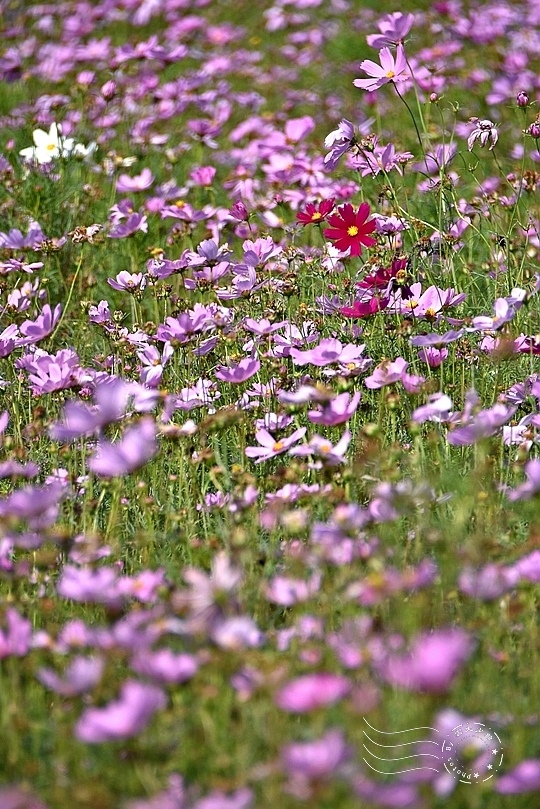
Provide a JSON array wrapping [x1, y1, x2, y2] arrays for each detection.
[[290, 338, 365, 367], [366, 13, 415, 48], [354, 44, 409, 92], [18, 304, 62, 345], [107, 270, 147, 292], [75, 680, 166, 743], [365, 357, 408, 389], [88, 417, 158, 477], [116, 168, 154, 193], [275, 673, 350, 712], [308, 391, 361, 426], [245, 427, 306, 463], [373, 628, 474, 692], [215, 357, 260, 383], [496, 760, 540, 794], [38, 656, 104, 696], [290, 430, 351, 466]]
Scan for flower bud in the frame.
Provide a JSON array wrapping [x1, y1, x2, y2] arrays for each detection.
[[517, 91, 529, 108], [529, 121, 540, 138], [101, 80, 117, 101]]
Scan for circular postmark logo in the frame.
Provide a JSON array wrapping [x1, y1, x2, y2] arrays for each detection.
[[441, 721, 503, 785]]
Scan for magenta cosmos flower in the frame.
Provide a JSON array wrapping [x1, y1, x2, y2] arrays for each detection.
[[354, 44, 409, 92], [324, 203, 376, 256], [296, 198, 335, 226]]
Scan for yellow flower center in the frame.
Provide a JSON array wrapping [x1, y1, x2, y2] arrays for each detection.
[[319, 442, 332, 454], [46, 143, 56, 151], [347, 225, 359, 237], [311, 212, 322, 221], [425, 307, 437, 320], [404, 299, 418, 310], [385, 70, 396, 79], [272, 441, 285, 452], [174, 200, 185, 208]]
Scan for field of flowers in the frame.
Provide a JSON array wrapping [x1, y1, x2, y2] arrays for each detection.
[[2, 0, 540, 806]]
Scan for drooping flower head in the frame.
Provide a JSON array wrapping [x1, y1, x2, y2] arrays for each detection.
[[324, 203, 376, 257]]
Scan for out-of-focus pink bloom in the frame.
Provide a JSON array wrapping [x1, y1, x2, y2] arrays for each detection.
[[0, 786, 50, 809], [496, 760, 540, 794], [459, 564, 518, 600], [275, 673, 350, 712], [191, 787, 253, 809], [374, 628, 474, 692], [281, 729, 351, 792], [125, 775, 185, 809], [88, 417, 157, 477], [447, 403, 515, 446], [290, 430, 351, 465], [75, 680, 166, 743], [190, 166, 216, 186], [38, 656, 104, 696], [116, 168, 154, 193], [266, 573, 322, 606], [0, 608, 32, 658], [130, 650, 198, 684], [412, 393, 453, 424]]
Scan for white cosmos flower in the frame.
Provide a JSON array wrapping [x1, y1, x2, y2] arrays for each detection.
[[19, 123, 95, 164]]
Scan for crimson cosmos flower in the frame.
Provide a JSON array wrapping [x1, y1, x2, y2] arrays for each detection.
[[340, 296, 389, 318], [324, 202, 376, 256], [296, 198, 335, 226]]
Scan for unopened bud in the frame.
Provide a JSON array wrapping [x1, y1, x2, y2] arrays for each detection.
[[517, 91, 529, 108], [101, 80, 117, 101]]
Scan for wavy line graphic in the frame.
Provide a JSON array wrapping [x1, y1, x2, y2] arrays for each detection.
[[362, 718, 442, 775]]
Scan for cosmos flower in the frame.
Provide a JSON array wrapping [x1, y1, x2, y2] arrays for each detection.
[[323, 119, 356, 171], [19, 122, 95, 164], [366, 13, 415, 49], [276, 673, 350, 713], [324, 203, 376, 256], [75, 680, 166, 743], [373, 628, 474, 692], [296, 199, 335, 226], [467, 118, 499, 151], [88, 417, 158, 477], [245, 427, 306, 463], [353, 45, 409, 92]]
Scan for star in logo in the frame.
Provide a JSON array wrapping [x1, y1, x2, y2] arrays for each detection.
[[487, 764, 493, 770], [474, 772, 480, 779], [492, 749, 498, 755]]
